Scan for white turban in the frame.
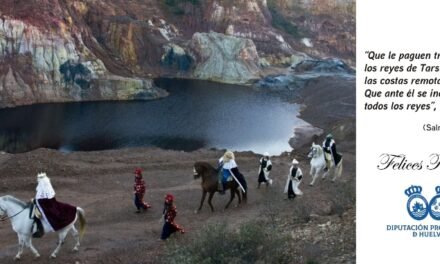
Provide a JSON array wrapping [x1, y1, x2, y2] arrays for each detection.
[[36, 173, 55, 199]]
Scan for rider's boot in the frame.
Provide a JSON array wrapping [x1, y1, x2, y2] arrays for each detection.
[[218, 182, 225, 195], [32, 218, 44, 238]]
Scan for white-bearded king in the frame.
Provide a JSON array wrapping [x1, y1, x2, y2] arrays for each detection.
[[34, 173, 77, 233]]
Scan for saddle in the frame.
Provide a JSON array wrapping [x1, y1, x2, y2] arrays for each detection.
[[29, 201, 44, 238]]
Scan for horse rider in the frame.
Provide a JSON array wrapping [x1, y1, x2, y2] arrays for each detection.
[[133, 168, 151, 213], [258, 152, 273, 188], [284, 159, 303, 200], [160, 193, 184, 240], [322, 133, 342, 171], [33, 172, 77, 237], [218, 150, 247, 194]]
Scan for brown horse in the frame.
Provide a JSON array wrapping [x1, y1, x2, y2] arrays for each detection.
[[193, 161, 247, 213]]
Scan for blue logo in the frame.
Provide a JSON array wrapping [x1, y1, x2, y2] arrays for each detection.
[[429, 186, 440, 220], [405, 185, 429, 220]]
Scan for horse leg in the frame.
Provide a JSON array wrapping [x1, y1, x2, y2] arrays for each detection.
[[195, 191, 207, 214], [236, 189, 242, 206], [322, 165, 330, 179], [25, 236, 40, 259], [225, 189, 235, 210], [310, 168, 317, 186], [14, 234, 25, 260], [70, 226, 80, 252], [207, 192, 215, 212], [50, 230, 68, 258]]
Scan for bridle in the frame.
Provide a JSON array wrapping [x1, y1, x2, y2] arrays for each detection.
[[0, 205, 27, 222]]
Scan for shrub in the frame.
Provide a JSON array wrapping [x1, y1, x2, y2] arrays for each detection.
[[163, 221, 292, 264]]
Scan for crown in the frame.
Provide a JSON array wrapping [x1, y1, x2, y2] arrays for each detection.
[[405, 185, 422, 197], [37, 172, 47, 179], [436, 186, 440, 194]]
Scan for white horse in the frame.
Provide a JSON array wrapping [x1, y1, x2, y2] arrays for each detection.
[[0, 195, 86, 260], [308, 142, 343, 186]]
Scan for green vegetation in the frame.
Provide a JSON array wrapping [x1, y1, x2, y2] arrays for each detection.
[[163, 222, 292, 264]]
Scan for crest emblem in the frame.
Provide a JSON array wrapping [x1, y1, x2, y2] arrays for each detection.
[[405, 185, 429, 220], [428, 186, 440, 220]]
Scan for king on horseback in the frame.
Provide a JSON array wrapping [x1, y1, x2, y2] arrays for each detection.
[[217, 151, 246, 194], [33, 172, 77, 237], [0, 173, 86, 260], [322, 134, 342, 171], [193, 151, 248, 213]]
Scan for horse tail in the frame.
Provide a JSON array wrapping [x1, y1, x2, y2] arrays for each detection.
[[335, 158, 343, 180], [242, 188, 247, 203], [77, 207, 86, 240], [241, 177, 248, 204], [338, 159, 343, 177]]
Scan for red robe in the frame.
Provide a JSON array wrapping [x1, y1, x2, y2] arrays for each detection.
[[37, 198, 77, 231], [161, 204, 184, 239], [134, 175, 150, 209]]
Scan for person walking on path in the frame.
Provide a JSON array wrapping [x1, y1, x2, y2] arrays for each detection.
[[258, 152, 273, 188], [133, 168, 151, 213], [284, 159, 303, 200], [160, 194, 184, 240]]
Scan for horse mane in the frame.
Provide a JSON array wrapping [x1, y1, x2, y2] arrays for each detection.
[[315, 145, 323, 156], [194, 161, 217, 181], [195, 161, 216, 171], [311, 143, 322, 155], [2, 195, 27, 208]]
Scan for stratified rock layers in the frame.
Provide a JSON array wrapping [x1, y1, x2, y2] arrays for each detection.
[[0, 17, 166, 108], [0, 0, 354, 107]]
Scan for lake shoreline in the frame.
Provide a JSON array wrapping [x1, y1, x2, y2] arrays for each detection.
[[0, 74, 356, 263]]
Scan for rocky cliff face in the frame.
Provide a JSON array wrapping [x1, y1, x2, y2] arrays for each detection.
[[269, 0, 356, 64], [0, 15, 167, 108], [190, 32, 261, 84], [0, 0, 354, 108]]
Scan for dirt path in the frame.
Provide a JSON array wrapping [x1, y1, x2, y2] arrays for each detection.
[[0, 145, 355, 263], [0, 75, 356, 263]]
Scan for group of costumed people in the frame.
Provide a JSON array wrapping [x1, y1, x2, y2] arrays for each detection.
[[30, 134, 340, 240], [31, 170, 184, 241], [257, 133, 341, 200], [256, 151, 303, 200], [132, 168, 184, 240]]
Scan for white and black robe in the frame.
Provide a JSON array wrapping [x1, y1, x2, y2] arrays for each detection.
[[322, 138, 342, 166], [258, 157, 272, 183], [284, 166, 303, 199]]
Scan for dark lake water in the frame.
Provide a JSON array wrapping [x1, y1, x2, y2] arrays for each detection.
[[0, 79, 304, 154]]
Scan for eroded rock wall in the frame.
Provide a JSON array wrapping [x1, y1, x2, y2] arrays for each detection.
[[0, 0, 355, 107], [0, 16, 166, 108], [190, 32, 261, 84]]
